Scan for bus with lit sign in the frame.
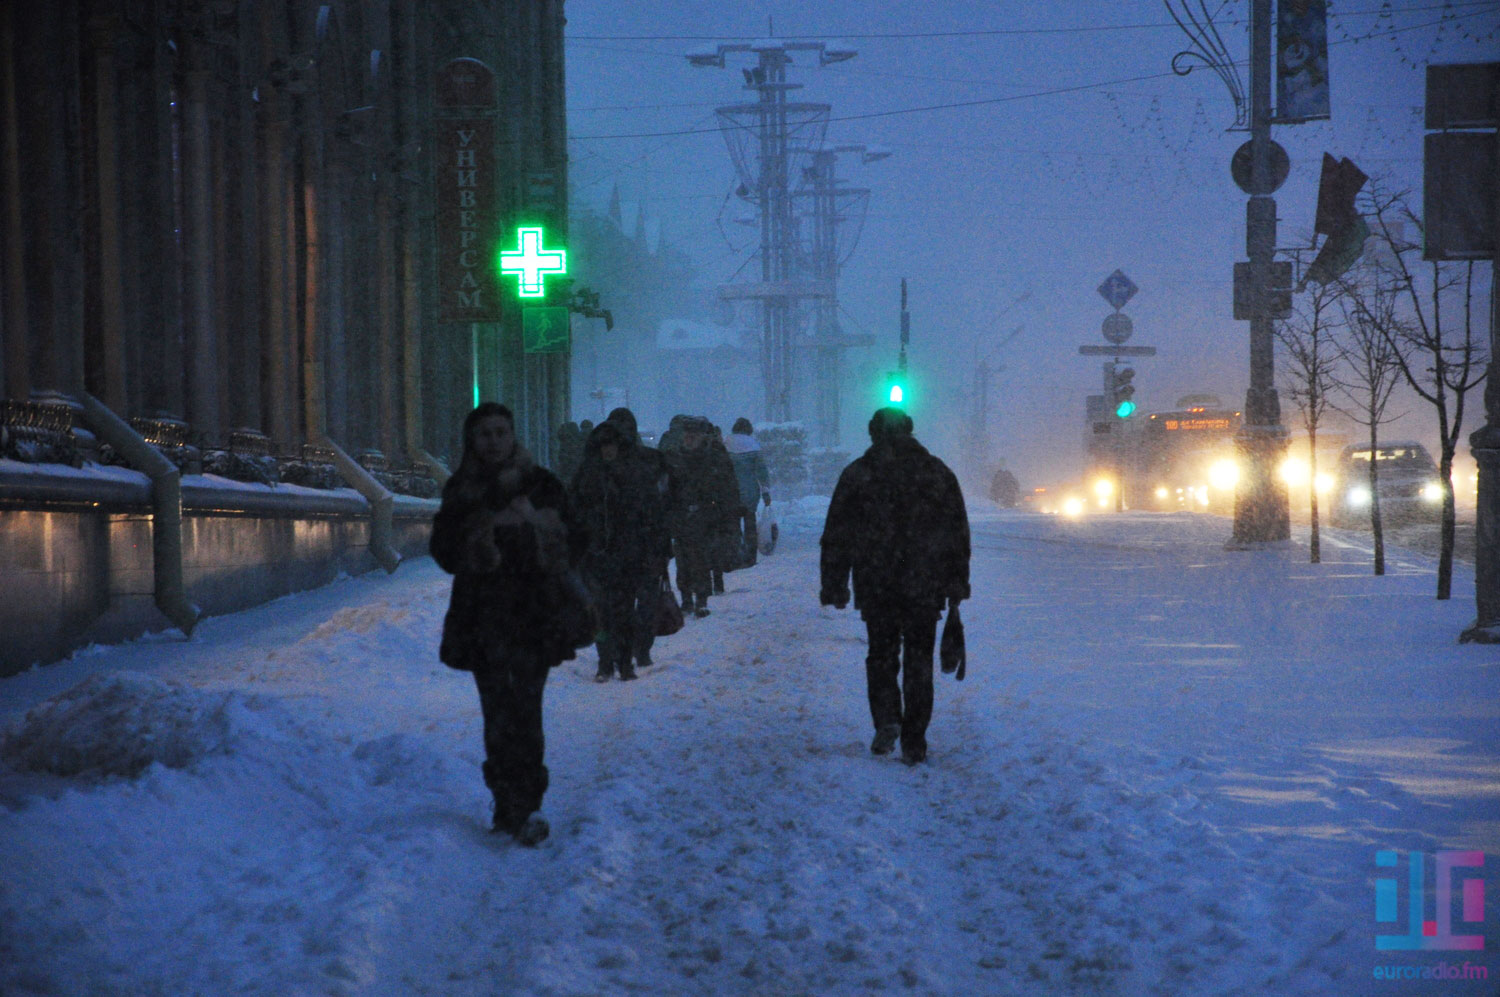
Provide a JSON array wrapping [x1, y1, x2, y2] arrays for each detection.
[[1136, 395, 1242, 512]]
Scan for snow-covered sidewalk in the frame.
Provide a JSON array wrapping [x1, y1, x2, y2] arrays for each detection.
[[2, 504, 1496, 995]]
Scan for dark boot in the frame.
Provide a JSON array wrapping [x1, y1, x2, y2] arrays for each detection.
[[694, 594, 711, 618], [870, 724, 900, 755], [513, 814, 549, 846], [712, 570, 725, 594]]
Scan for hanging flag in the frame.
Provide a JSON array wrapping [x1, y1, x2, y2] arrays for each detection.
[[1276, 0, 1331, 122]]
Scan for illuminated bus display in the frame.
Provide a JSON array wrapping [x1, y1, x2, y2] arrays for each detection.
[[1163, 418, 1233, 432]]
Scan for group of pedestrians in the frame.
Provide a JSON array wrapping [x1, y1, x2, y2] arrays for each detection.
[[430, 401, 967, 846]]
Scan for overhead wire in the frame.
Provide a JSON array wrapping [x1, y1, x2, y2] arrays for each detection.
[[565, 1, 1500, 41], [567, 9, 1500, 142]]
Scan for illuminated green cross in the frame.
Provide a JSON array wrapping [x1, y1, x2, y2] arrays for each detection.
[[498, 227, 567, 298]]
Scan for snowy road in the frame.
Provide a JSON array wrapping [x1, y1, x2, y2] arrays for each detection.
[[2, 504, 1497, 995]]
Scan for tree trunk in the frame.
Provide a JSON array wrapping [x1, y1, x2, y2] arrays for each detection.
[[1309, 426, 1321, 563], [1369, 426, 1384, 576], [1438, 446, 1456, 599]]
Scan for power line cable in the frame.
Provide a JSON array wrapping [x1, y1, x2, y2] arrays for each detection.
[[569, 11, 1495, 142], [566, 1, 1499, 41]]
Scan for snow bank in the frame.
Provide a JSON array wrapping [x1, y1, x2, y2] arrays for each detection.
[[1, 672, 243, 778]]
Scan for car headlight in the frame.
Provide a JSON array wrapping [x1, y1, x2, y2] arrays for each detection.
[[1422, 482, 1443, 503], [1208, 459, 1240, 491], [1313, 473, 1334, 495], [1061, 497, 1085, 517], [1281, 458, 1309, 487], [1347, 485, 1371, 507], [1154, 486, 1169, 500]]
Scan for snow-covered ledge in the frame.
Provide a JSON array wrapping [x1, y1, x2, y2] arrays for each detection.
[[0, 459, 439, 675]]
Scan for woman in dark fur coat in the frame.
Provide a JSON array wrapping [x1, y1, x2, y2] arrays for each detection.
[[430, 403, 587, 846]]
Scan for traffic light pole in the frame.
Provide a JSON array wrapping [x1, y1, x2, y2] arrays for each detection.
[[1232, 0, 1291, 545]]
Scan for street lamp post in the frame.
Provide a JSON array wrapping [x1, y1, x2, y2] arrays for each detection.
[[1234, 0, 1291, 544], [1168, 0, 1290, 543]]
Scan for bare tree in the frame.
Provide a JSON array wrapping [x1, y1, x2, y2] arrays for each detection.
[[1358, 186, 1490, 598], [1331, 266, 1408, 576], [1276, 280, 1344, 562]]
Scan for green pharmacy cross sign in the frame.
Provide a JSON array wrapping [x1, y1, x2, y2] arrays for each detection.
[[498, 226, 567, 298]]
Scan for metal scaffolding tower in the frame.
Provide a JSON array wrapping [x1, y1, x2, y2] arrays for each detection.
[[797, 143, 885, 445], [688, 39, 853, 423]]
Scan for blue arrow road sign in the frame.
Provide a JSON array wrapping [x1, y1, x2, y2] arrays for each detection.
[[1097, 269, 1139, 310]]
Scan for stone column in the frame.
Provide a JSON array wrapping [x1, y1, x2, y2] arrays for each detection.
[[180, 34, 221, 442]]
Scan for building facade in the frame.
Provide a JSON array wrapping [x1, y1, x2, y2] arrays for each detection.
[[0, 0, 570, 671]]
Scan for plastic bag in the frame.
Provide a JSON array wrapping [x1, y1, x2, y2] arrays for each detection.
[[757, 501, 779, 556], [940, 602, 966, 680]]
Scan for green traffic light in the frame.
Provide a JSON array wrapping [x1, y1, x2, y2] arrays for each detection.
[[889, 383, 904, 404], [1115, 399, 1137, 419]]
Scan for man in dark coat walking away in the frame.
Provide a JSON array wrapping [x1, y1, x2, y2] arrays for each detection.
[[603, 407, 673, 671], [819, 407, 970, 765], [431, 403, 587, 845]]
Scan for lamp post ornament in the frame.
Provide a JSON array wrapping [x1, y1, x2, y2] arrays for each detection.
[[498, 227, 567, 297]]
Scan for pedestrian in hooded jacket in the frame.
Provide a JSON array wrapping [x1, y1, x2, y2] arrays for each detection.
[[572, 420, 669, 681], [724, 417, 771, 567], [604, 407, 674, 670], [667, 417, 739, 617], [430, 402, 587, 845], [819, 407, 971, 766]]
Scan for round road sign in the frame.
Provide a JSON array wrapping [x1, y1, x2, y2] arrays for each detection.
[[1230, 140, 1290, 195], [1102, 312, 1133, 345]]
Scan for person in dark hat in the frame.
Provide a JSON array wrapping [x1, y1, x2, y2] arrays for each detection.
[[819, 407, 970, 766]]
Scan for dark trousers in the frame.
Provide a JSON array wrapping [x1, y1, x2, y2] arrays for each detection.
[[595, 568, 659, 673], [864, 609, 939, 752], [473, 650, 551, 831], [675, 535, 712, 605], [632, 573, 661, 661], [740, 506, 758, 566]]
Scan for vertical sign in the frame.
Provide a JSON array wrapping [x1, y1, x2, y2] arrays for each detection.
[[435, 59, 502, 322], [1276, 1, 1331, 122]]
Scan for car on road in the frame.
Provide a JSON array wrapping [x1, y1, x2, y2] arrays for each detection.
[[1328, 441, 1444, 528]]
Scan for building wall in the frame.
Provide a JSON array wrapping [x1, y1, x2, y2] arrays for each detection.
[[0, 0, 570, 670], [0, 0, 570, 465]]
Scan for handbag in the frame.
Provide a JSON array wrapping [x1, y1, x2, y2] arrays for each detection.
[[940, 602, 966, 680], [654, 574, 685, 637], [552, 568, 601, 653]]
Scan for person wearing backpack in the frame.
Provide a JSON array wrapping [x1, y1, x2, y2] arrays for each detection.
[[818, 407, 970, 766]]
